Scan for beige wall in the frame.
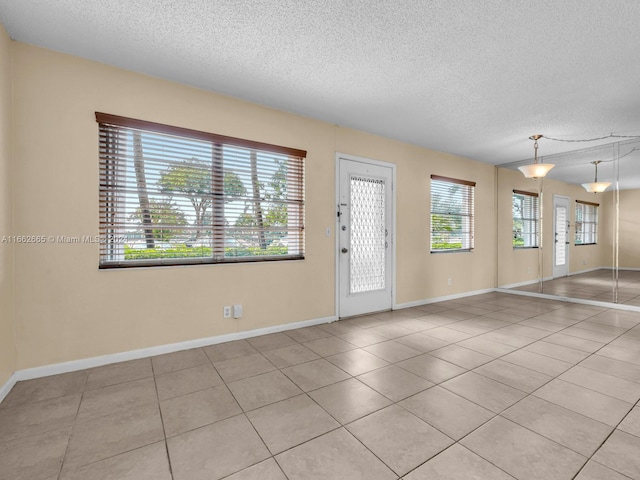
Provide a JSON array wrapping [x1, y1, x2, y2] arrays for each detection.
[[619, 189, 640, 269], [7, 38, 633, 376], [0, 24, 16, 386], [10, 43, 497, 370], [568, 182, 615, 274], [497, 167, 612, 287], [336, 128, 497, 303], [497, 167, 540, 287]]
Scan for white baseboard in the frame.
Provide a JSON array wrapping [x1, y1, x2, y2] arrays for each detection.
[[569, 267, 606, 276], [498, 279, 537, 289], [496, 287, 640, 312], [499, 267, 640, 287], [571, 266, 640, 273], [497, 276, 553, 290], [6, 266, 640, 393], [12, 314, 338, 383], [394, 288, 496, 309], [494, 288, 570, 302], [0, 372, 18, 404]]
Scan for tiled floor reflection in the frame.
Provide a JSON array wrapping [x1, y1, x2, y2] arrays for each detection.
[[2, 292, 640, 479], [513, 269, 640, 306]]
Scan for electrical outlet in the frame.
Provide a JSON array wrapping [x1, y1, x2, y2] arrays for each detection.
[[447, 278, 452, 286], [233, 304, 243, 319], [223, 306, 231, 318]]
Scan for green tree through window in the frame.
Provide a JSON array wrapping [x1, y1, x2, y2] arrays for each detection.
[[512, 190, 539, 248], [430, 175, 475, 252], [97, 113, 305, 268]]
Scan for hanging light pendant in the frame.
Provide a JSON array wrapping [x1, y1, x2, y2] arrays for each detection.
[[582, 160, 611, 193], [518, 134, 555, 178]]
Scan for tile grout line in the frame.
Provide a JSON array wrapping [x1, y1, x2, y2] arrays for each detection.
[[380, 298, 640, 478], [211, 345, 293, 480], [442, 301, 640, 478], [54, 372, 88, 480], [250, 299, 549, 478], [160, 306, 640, 479], [150, 358, 175, 480], [570, 396, 640, 480], [3, 292, 640, 479], [389, 300, 606, 478]]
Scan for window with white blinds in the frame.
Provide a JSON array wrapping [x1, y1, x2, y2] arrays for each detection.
[[575, 200, 598, 245], [96, 113, 306, 268], [512, 190, 539, 248], [430, 175, 475, 252]]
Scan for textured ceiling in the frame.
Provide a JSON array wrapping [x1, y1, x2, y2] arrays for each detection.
[[1, 0, 639, 184]]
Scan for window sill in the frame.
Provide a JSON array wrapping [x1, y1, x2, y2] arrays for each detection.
[[99, 255, 305, 269], [430, 249, 473, 254], [513, 246, 539, 250]]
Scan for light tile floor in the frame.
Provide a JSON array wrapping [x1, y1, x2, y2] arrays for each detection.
[[2, 292, 640, 479], [514, 269, 640, 306]]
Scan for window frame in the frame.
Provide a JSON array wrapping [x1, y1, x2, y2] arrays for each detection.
[[512, 189, 539, 249], [96, 113, 306, 269], [575, 200, 599, 246], [430, 174, 475, 253]]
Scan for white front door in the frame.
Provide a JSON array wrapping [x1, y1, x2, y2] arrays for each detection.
[[553, 195, 570, 278], [337, 156, 394, 317]]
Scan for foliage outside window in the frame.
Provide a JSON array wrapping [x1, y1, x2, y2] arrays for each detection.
[[430, 175, 475, 252], [97, 113, 305, 268], [575, 200, 598, 245], [512, 190, 539, 248]]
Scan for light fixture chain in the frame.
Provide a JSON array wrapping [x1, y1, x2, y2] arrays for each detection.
[[544, 134, 640, 143]]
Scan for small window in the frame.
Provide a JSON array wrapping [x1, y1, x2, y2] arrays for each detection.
[[575, 200, 598, 245], [512, 190, 539, 248], [430, 175, 475, 252], [96, 113, 306, 268]]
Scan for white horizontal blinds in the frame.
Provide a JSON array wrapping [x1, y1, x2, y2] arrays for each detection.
[[97, 113, 306, 267], [430, 175, 475, 252], [220, 145, 305, 259], [575, 200, 598, 245], [512, 190, 539, 248]]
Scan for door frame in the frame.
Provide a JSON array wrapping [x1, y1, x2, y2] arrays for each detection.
[[335, 153, 397, 318], [552, 194, 570, 278]]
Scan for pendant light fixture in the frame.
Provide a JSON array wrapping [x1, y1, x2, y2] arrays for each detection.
[[582, 160, 611, 193], [518, 134, 555, 178]]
